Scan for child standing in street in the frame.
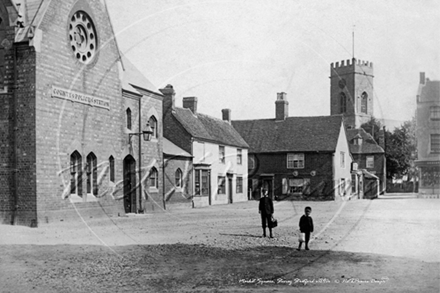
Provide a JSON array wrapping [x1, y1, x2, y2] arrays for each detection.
[[297, 206, 314, 251]]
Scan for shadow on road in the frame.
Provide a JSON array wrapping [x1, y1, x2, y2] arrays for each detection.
[[1, 243, 438, 293]]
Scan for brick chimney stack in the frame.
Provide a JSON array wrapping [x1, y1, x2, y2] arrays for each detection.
[[222, 109, 231, 123], [159, 84, 175, 114], [420, 72, 426, 84], [183, 97, 198, 114], [275, 92, 289, 121]]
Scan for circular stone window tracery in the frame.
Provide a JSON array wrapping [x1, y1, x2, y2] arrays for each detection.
[[69, 11, 97, 64]]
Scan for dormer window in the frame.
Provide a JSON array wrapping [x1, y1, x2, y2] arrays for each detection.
[[353, 134, 363, 146]]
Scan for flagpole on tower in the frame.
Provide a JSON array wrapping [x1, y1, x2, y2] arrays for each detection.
[[352, 25, 355, 59]]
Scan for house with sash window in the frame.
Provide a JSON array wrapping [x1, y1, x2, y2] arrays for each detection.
[[232, 93, 353, 200], [160, 85, 249, 207]]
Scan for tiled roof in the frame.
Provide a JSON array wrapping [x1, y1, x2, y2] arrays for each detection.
[[163, 138, 192, 158], [232, 115, 343, 153], [173, 108, 249, 148], [346, 128, 384, 154]]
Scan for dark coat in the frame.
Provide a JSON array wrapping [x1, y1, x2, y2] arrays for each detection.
[[299, 215, 314, 233], [259, 196, 274, 215]]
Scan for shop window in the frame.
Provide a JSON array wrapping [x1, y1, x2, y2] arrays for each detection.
[[219, 146, 225, 164], [287, 153, 304, 169], [86, 152, 98, 196], [149, 116, 158, 138], [431, 134, 440, 153], [218, 176, 226, 194], [195, 169, 210, 196], [340, 92, 347, 113], [70, 151, 82, 196], [366, 156, 374, 168], [237, 149, 242, 165], [236, 176, 243, 193], [126, 108, 132, 130], [289, 178, 310, 195], [175, 168, 182, 188], [149, 167, 158, 188], [109, 156, 115, 182]]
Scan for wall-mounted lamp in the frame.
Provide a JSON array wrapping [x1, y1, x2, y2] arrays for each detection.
[[129, 123, 153, 142]]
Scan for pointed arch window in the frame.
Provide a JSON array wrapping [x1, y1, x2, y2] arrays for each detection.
[[0, 15, 6, 91], [86, 152, 98, 196], [361, 92, 368, 114], [175, 168, 183, 188], [70, 151, 83, 196], [149, 116, 158, 138], [109, 156, 115, 182], [126, 108, 132, 130], [340, 93, 347, 113], [149, 167, 158, 188]]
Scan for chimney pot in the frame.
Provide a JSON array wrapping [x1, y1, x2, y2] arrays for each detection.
[[160, 84, 176, 112], [222, 109, 231, 123], [183, 97, 198, 114], [275, 92, 288, 120], [420, 72, 426, 85]]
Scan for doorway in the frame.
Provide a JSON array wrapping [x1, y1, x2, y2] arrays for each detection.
[[227, 174, 233, 204], [123, 155, 137, 213]]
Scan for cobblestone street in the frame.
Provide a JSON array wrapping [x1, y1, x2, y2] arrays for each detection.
[[1, 195, 439, 292]]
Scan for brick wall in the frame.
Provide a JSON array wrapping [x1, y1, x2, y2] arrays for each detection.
[[250, 152, 335, 200], [163, 155, 193, 208]]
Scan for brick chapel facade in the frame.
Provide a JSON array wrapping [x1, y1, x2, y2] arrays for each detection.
[[0, 0, 163, 226]]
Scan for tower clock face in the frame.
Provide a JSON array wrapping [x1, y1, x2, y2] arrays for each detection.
[[69, 11, 97, 64], [338, 78, 346, 89]]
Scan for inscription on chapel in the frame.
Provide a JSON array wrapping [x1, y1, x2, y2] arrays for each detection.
[[51, 86, 110, 110]]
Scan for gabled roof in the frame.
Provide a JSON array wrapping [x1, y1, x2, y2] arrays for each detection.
[[120, 55, 159, 95], [346, 128, 384, 154], [163, 138, 192, 158], [172, 108, 249, 149], [231, 115, 343, 153]]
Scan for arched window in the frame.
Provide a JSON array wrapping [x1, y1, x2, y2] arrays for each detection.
[[86, 152, 98, 196], [361, 92, 368, 114], [126, 108, 132, 130], [70, 151, 82, 196], [0, 15, 6, 90], [109, 156, 115, 182], [340, 93, 347, 113], [149, 167, 158, 188], [149, 116, 158, 138], [175, 168, 183, 188]]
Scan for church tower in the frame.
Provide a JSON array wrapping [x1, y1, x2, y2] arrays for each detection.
[[330, 58, 374, 129]]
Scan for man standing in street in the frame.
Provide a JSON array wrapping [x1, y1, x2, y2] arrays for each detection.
[[259, 189, 274, 238]]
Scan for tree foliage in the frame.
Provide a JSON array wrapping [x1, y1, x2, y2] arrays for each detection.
[[361, 117, 417, 178], [385, 118, 417, 178]]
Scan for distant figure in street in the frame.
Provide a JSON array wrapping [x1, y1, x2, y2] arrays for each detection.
[[297, 206, 314, 250], [259, 189, 274, 238]]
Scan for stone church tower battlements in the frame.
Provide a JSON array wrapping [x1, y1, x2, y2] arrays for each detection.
[[330, 58, 374, 129]]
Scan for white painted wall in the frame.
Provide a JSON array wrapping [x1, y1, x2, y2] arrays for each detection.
[[333, 122, 353, 199], [193, 140, 248, 205]]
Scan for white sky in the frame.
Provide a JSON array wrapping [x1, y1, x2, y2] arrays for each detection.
[[105, 0, 439, 128]]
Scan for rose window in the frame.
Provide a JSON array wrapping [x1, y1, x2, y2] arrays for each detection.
[[69, 11, 97, 64]]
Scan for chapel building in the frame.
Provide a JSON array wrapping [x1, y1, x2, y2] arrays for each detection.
[[0, 0, 163, 226]]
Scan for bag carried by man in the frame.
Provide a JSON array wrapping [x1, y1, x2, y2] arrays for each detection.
[[270, 216, 278, 228]]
